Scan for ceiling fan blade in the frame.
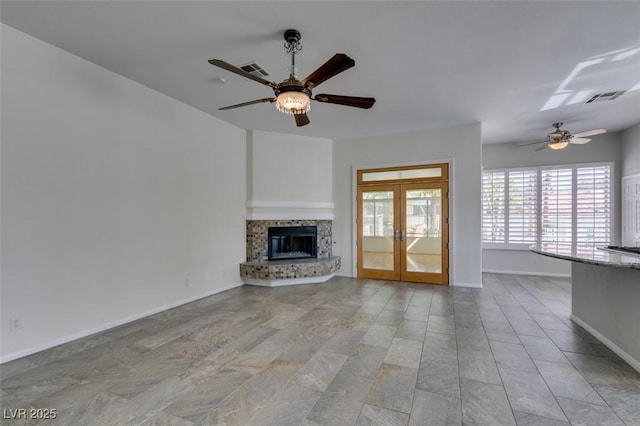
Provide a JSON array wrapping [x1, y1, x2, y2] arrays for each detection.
[[208, 59, 276, 88], [516, 139, 549, 147], [314, 94, 376, 109], [535, 144, 549, 152], [219, 98, 275, 110], [573, 128, 606, 138], [301, 54, 355, 89], [570, 137, 591, 145], [294, 113, 310, 127]]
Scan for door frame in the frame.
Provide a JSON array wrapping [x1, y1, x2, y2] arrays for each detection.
[[352, 159, 453, 283]]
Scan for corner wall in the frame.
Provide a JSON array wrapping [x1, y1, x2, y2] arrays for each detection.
[[247, 130, 334, 220], [621, 123, 640, 177], [1, 25, 247, 361], [333, 123, 483, 287]]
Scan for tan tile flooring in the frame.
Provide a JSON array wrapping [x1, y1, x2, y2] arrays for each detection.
[[1, 274, 639, 425]]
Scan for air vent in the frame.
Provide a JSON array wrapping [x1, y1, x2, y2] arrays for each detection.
[[239, 62, 270, 77], [585, 91, 626, 103]]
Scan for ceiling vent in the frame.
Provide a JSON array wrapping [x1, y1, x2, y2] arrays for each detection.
[[585, 91, 626, 104], [239, 62, 270, 77]]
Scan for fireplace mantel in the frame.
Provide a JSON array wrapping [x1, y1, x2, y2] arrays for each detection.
[[246, 200, 334, 220]]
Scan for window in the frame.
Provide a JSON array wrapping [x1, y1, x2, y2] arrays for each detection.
[[406, 189, 442, 238], [482, 163, 612, 249], [362, 191, 394, 237]]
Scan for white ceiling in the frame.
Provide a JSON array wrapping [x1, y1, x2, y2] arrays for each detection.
[[2, 1, 639, 144]]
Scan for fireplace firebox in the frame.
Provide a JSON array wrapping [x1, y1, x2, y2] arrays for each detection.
[[268, 226, 317, 260]]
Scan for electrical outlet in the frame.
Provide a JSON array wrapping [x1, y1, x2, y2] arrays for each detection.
[[10, 318, 22, 331], [184, 278, 190, 287]]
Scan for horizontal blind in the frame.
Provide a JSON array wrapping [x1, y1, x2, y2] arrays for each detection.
[[540, 168, 573, 248], [576, 165, 611, 253], [483, 163, 612, 249], [508, 170, 538, 244], [482, 171, 506, 243]]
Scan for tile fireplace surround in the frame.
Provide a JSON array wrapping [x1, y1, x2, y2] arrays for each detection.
[[240, 220, 341, 286]]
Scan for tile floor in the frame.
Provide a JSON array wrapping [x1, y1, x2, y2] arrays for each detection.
[[1, 273, 639, 425]]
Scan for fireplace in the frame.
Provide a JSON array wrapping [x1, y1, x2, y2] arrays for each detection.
[[268, 226, 317, 260]]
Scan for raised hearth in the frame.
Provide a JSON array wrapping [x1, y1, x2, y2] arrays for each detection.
[[241, 257, 341, 287], [241, 219, 340, 286]]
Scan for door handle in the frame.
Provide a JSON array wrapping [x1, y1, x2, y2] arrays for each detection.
[[394, 230, 400, 241], [400, 230, 406, 241]]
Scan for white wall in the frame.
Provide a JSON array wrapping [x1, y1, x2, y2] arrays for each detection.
[[621, 123, 640, 177], [621, 123, 640, 246], [482, 132, 623, 276], [1, 25, 247, 361], [333, 123, 482, 287], [247, 130, 333, 220]]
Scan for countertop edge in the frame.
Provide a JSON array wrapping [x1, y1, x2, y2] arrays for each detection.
[[529, 246, 640, 270]]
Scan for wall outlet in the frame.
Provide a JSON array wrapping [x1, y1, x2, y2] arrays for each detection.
[[10, 318, 22, 331], [184, 278, 190, 287]]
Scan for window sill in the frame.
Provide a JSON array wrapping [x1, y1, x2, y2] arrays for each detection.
[[482, 244, 533, 251]]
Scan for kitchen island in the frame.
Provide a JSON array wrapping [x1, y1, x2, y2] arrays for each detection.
[[530, 244, 640, 372]]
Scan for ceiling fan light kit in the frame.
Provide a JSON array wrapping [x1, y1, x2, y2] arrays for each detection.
[[274, 80, 311, 115], [548, 141, 569, 150], [208, 28, 375, 127], [275, 91, 311, 114]]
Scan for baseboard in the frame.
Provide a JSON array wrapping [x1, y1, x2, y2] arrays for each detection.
[[571, 314, 640, 374], [243, 274, 334, 287], [0, 281, 244, 364], [452, 281, 483, 288], [482, 269, 571, 278]]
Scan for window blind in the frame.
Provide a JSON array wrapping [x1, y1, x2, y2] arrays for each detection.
[[482, 163, 612, 249], [508, 170, 538, 244], [576, 165, 611, 252], [482, 171, 506, 243]]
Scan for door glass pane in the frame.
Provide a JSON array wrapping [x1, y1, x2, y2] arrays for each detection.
[[362, 191, 394, 270], [405, 189, 442, 273]]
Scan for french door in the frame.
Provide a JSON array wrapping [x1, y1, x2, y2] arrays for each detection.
[[357, 164, 449, 285]]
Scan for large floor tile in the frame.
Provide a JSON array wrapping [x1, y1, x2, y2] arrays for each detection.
[[460, 378, 516, 426], [3, 274, 639, 426], [416, 356, 460, 399], [499, 367, 567, 422], [533, 358, 605, 405], [490, 341, 537, 373], [409, 389, 461, 426], [556, 396, 625, 425], [384, 338, 423, 369], [367, 363, 418, 414], [458, 349, 502, 385], [356, 403, 409, 426]]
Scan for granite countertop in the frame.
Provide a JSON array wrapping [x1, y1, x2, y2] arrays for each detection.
[[530, 244, 640, 270]]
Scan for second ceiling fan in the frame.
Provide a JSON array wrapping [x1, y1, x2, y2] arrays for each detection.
[[520, 122, 607, 151], [209, 29, 375, 127]]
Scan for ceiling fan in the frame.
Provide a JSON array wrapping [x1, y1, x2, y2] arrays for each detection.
[[519, 122, 607, 151], [208, 29, 375, 127]]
